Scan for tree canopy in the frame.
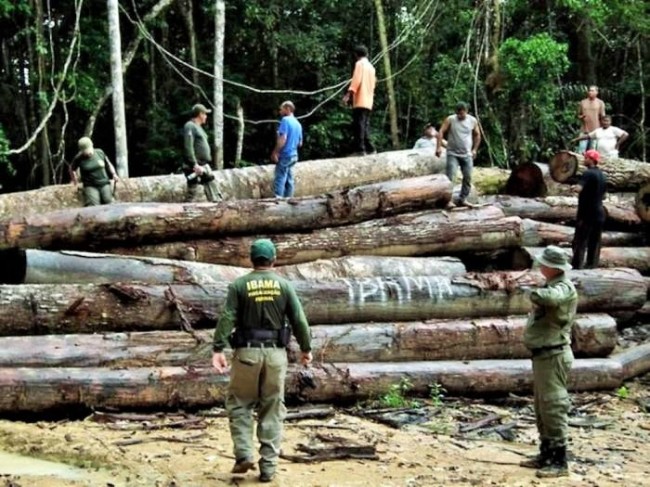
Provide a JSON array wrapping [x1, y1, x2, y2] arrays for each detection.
[[0, 0, 647, 192]]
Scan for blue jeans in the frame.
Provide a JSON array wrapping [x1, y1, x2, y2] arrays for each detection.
[[274, 156, 297, 197], [445, 153, 473, 202]]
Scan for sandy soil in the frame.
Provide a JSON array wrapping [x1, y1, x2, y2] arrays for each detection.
[[0, 376, 649, 487]]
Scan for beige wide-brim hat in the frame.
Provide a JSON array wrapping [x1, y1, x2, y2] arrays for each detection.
[[535, 245, 572, 271]]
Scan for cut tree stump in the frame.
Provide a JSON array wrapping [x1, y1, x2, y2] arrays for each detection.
[[1, 344, 649, 412], [0, 314, 616, 367], [0, 175, 452, 250], [549, 151, 650, 190], [504, 162, 573, 198], [0, 249, 466, 285], [0, 269, 644, 335]]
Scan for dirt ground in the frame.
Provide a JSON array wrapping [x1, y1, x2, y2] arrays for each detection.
[[1, 374, 649, 487]]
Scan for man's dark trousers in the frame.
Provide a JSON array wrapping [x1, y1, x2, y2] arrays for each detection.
[[352, 108, 375, 154], [571, 219, 603, 269]]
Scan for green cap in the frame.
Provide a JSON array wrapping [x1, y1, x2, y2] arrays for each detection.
[[78, 137, 93, 152], [535, 245, 572, 271], [192, 103, 212, 116], [250, 239, 276, 261]]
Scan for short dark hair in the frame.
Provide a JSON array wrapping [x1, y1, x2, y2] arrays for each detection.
[[354, 45, 368, 58], [455, 102, 468, 112], [252, 256, 274, 267]]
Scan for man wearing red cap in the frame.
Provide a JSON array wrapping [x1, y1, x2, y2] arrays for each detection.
[[571, 149, 606, 269]]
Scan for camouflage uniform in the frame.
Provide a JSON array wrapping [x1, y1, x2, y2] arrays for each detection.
[[213, 239, 311, 482], [522, 246, 578, 478]]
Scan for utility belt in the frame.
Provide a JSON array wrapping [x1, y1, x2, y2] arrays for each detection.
[[530, 343, 568, 358], [229, 327, 291, 349]]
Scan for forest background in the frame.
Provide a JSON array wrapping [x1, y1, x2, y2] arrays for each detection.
[[0, 0, 647, 192]]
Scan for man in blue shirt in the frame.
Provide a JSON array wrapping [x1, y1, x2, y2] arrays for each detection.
[[271, 101, 303, 198]]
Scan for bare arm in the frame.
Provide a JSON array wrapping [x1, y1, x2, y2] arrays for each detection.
[[271, 134, 287, 163], [616, 131, 629, 149], [471, 124, 481, 156], [436, 118, 450, 157]]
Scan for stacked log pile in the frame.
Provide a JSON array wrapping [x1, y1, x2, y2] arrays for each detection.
[[0, 152, 648, 413]]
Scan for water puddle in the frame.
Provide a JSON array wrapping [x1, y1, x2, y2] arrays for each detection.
[[0, 450, 84, 479]]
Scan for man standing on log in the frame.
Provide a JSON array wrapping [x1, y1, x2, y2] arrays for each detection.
[[436, 102, 481, 207], [271, 101, 302, 198], [70, 137, 120, 206], [342, 45, 376, 156], [521, 245, 578, 478], [576, 85, 606, 153], [571, 115, 628, 159], [183, 103, 223, 202], [212, 239, 312, 483], [571, 149, 606, 269]]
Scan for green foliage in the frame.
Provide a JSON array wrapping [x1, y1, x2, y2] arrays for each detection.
[[0, 124, 13, 175], [616, 386, 630, 399], [429, 382, 446, 408], [378, 378, 421, 409]]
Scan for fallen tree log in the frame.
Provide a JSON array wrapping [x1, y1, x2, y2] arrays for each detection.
[[0, 176, 452, 250], [3, 344, 650, 412], [480, 195, 641, 228], [0, 314, 616, 368], [0, 249, 466, 285], [0, 269, 644, 335], [109, 206, 521, 266], [0, 150, 447, 219], [521, 219, 645, 248], [515, 247, 650, 274], [549, 151, 650, 190], [637, 183, 650, 222]]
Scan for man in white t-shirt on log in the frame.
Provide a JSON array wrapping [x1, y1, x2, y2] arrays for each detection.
[[572, 115, 628, 159]]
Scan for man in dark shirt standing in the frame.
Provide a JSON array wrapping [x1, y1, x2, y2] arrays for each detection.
[[571, 149, 607, 269]]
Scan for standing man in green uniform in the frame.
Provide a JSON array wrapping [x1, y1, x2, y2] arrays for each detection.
[[70, 137, 120, 206], [521, 245, 578, 478], [183, 103, 223, 202], [212, 239, 312, 483]]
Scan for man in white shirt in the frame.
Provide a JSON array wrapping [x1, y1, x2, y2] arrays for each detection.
[[572, 116, 628, 159]]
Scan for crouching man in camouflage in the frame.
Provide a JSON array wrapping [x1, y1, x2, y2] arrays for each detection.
[[521, 245, 578, 478], [212, 239, 312, 483]]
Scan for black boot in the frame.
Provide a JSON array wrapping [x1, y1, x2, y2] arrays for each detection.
[[520, 439, 550, 469], [536, 445, 568, 478]]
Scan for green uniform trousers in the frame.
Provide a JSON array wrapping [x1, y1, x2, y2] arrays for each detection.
[[532, 348, 573, 448], [226, 346, 288, 474], [82, 184, 113, 206]]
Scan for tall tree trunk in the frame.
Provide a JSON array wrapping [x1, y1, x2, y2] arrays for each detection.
[[574, 17, 596, 85], [213, 0, 225, 169], [373, 0, 399, 148], [178, 0, 200, 90], [33, 0, 52, 187], [638, 39, 646, 162], [235, 101, 244, 166], [86, 0, 176, 136], [107, 0, 129, 177]]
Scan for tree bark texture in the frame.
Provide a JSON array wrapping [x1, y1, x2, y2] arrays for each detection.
[[114, 214, 644, 267], [213, 0, 225, 168], [0, 150, 445, 219], [636, 183, 650, 222], [373, 0, 399, 148], [107, 206, 515, 266], [480, 194, 642, 228], [0, 249, 466, 285], [0, 314, 615, 368], [517, 247, 650, 274], [550, 151, 650, 190], [0, 269, 644, 335], [521, 219, 645, 248], [0, 175, 452, 251], [2, 346, 649, 412]]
